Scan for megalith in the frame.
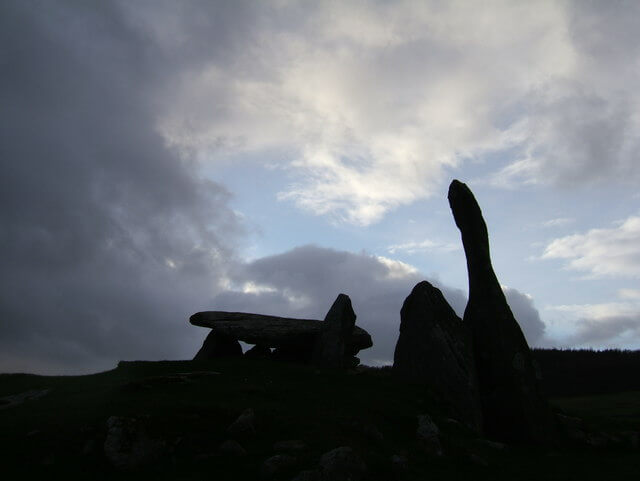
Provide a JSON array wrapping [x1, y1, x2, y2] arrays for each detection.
[[193, 330, 242, 361], [312, 293, 356, 368], [393, 281, 482, 431], [448, 179, 553, 442]]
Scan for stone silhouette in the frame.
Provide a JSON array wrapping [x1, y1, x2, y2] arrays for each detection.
[[190, 311, 371, 355], [191, 294, 372, 366], [313, 293, 357, 368], [448, 179, 553, 442], [393, 281, 482, 431], [193, 331, 242, 360]]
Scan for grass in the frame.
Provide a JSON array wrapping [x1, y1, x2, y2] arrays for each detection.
[[0, 359, 638, 480]]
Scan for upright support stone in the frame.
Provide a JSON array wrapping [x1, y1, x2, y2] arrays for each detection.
[[393, 281, 482, 431], [312, 294, 356, 368], [193, 331, 242, 361], [448, 179, 553, 442]]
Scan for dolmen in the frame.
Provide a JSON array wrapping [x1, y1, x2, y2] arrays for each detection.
[[393, 179, 553, 443], [191, 293, 373, 368]]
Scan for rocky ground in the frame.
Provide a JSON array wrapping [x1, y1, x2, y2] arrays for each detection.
[[1, 359, 639, 480]]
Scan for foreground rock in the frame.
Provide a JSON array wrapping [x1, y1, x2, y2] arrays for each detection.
[[393, 281, 482, 431], [190, 308, 372, 360], [193, 330, 242, 360], [448, 179, 553, 442], [313, 294, 357, 368], [103, 416, 166, 470], [219, 439, 247, 457], [416, 414, 443, 456], [0, 389, 50, 410], [227, 408, 256, 438], [261, 454, 297, 479], [318, 446, 367, 481]]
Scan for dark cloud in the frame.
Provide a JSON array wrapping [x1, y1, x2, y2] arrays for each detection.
[[0, 1, 245, 373], [211, 245, 546, 365]]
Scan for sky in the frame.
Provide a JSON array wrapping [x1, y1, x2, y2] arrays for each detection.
[[1, 0, 639, 374]]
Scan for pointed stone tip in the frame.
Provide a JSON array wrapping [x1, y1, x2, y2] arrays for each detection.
[[447, 179, 470, 201], [410, 281, 447, 307], [413, 280, 436, 292]]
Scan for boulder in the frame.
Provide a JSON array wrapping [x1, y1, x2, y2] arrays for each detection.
[[193, 330, 242, 361], [103, 416, 166, 470], [313, 294, 356, 368], [227, 408, 256, 439], [448, 179, 553, 442], [318, 446, 367, 481], [190, 311, 372, 357], [261, 454, 297, 479], [416, 414, 443, 456], [393, 281, 482, 431], [219, 439, 247, 457]]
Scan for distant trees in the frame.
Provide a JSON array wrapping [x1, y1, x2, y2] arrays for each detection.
[[533, 348, 640, 397]]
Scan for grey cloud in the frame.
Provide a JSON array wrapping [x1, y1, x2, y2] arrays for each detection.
[[494, 1, 640, 187], [502, 287, 546, 346], [557, 315, 640, 349], [209, 245, 546, 365], [0, 1, 245, 374]]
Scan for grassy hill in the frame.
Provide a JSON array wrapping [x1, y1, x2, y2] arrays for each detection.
[[1, 359, 639, 480]]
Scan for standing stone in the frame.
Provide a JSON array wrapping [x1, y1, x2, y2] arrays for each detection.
[[193, 330, 242, 361], [448, 179, 553, 442], [393, 281, 482, 431], [312, 294, 356, 368]]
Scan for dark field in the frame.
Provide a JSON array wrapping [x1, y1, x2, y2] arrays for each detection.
[[1, 358, 638, 480]]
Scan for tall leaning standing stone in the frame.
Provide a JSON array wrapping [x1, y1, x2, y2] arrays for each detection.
[[448, 179, 553, 442], [393, 281, 482, 431]]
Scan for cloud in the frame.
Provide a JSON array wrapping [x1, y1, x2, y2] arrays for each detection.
[[158, 1, 583, 224], [544, 302, 640, 349], [501, 287, 547, 346], [154, 1, 640, 223], [542, 217, 574, 228], [542, 215, 640, 278], [387, 239, 460, 255], [488, 1, 640, 188], [619, 289, 640, 300], [0, 1, 245, 374], [205, 245, 546, 366]]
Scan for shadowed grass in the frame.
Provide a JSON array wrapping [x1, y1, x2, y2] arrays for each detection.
[[1, 360, 638, 480]]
